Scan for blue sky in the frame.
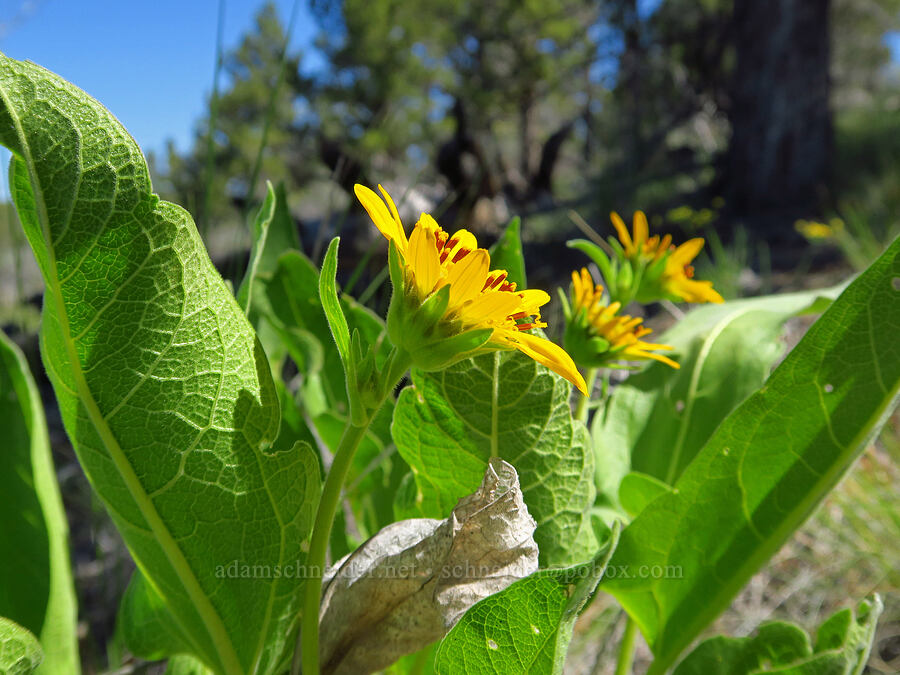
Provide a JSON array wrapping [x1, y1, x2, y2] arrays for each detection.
[[0, 0, 322, 156]]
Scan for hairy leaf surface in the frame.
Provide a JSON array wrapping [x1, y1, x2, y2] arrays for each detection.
[[0, 54, 320, 674], [0, 617, 42, 675], [393, 349, 596, 566]]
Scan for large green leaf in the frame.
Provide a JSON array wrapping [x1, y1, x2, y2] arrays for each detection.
[[0, 54, 320, 674], [594, 288, 841, 502], [673, 595, 882, 675], [433, 524, 619, 674], [602, 237, 900, 673], [392, 348, 596, 566], [0, 331, 78, 674], [0, 617, 42, 675]]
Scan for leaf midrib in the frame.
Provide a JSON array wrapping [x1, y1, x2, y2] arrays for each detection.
[[0, 79, 244, 675], [648, 364, 900, 673], [663, 306, 759, 484]]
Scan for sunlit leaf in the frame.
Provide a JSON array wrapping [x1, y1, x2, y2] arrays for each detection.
[[433, 523, 620, 674], [594, 286, 842, 503], [393, 348, 596, 566], [0, 54, 320, 674], [603, 237, 900, 674], [0, 617, 42, 675]]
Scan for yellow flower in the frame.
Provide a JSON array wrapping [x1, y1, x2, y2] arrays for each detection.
[[355, 184, 587, 394], [567, 267, 680, 369], [610, 211, 723, 304], [794, 219, 839, 240], [660, 238, 724, 304]]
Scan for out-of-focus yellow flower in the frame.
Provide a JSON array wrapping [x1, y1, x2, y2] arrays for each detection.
[[795, 219, 842, 240], [610, 211, 723, 304], [355, 183, 587, 394], [660, 238, 724, 304], [564, 267, 679, 369]]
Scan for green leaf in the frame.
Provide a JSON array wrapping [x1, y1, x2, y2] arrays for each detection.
[[0, 330, 79, 674], [0, 54, 321, 674], [0, 617, 42, 675], [263, 182, 302, 266], [673, 595, 883, 675], [488, 217, 526, 288], [263, 250, 339, 400], [240, 184, 305, 380], [319, 237, 352, 376], [433, 523, 620, 674], [392, 348, 596, 566], [235, 181, 276, 314], [618, 472, 672, 519], [165, 654, 216, 675], [119, 571, 190, 661], [567, 239, 615, 293], [261, 248, 391, 421], [594, 286, 842, 503], [602, 237, 900, 674]]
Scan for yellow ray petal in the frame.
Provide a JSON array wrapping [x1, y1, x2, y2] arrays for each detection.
[[462, 290, 524, 325], [610, 212, 634, 253], [624, 345, 680, 369], [378, 184, 409, 250], [668, 237, 705, 267], [415, 212, 443, 238], [408, 222, 441, 297], [506, 330, 587, 394], [571, 269, 584, 305], [445, 248, 489, 308], [355, 184, 407, 255], [516, 288, 550, 314], [671, 278, 724, 304], [443, 229, 478, 263], [633, 211, 649, 248]]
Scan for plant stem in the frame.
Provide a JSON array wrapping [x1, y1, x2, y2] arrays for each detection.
[[294, 348, 410, 675], [614, 616, 639, 675], [575, 367, 598, 423], [296, 421, 370, 675]]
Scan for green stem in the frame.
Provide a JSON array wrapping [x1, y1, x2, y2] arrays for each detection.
[[297, 421, 369, 675], [575, 367, 598, 423], [614, 616, 639, 675], [294, 348, 410, 675]]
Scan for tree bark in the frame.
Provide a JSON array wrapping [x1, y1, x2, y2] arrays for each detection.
[[726, 0, 831, 221]]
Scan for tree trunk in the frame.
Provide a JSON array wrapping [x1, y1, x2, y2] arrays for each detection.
[[726, 0, 831, 222], [518, 87, 538, 190]]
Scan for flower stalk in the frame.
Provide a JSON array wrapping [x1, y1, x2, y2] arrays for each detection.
[[295, 348, 411, 675]]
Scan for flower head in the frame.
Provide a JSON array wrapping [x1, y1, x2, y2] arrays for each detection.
[[794, 218, 843, 241], [610, 211, 723, 304], [355, 184, 587, 394], [564, 267, 679, 369]]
